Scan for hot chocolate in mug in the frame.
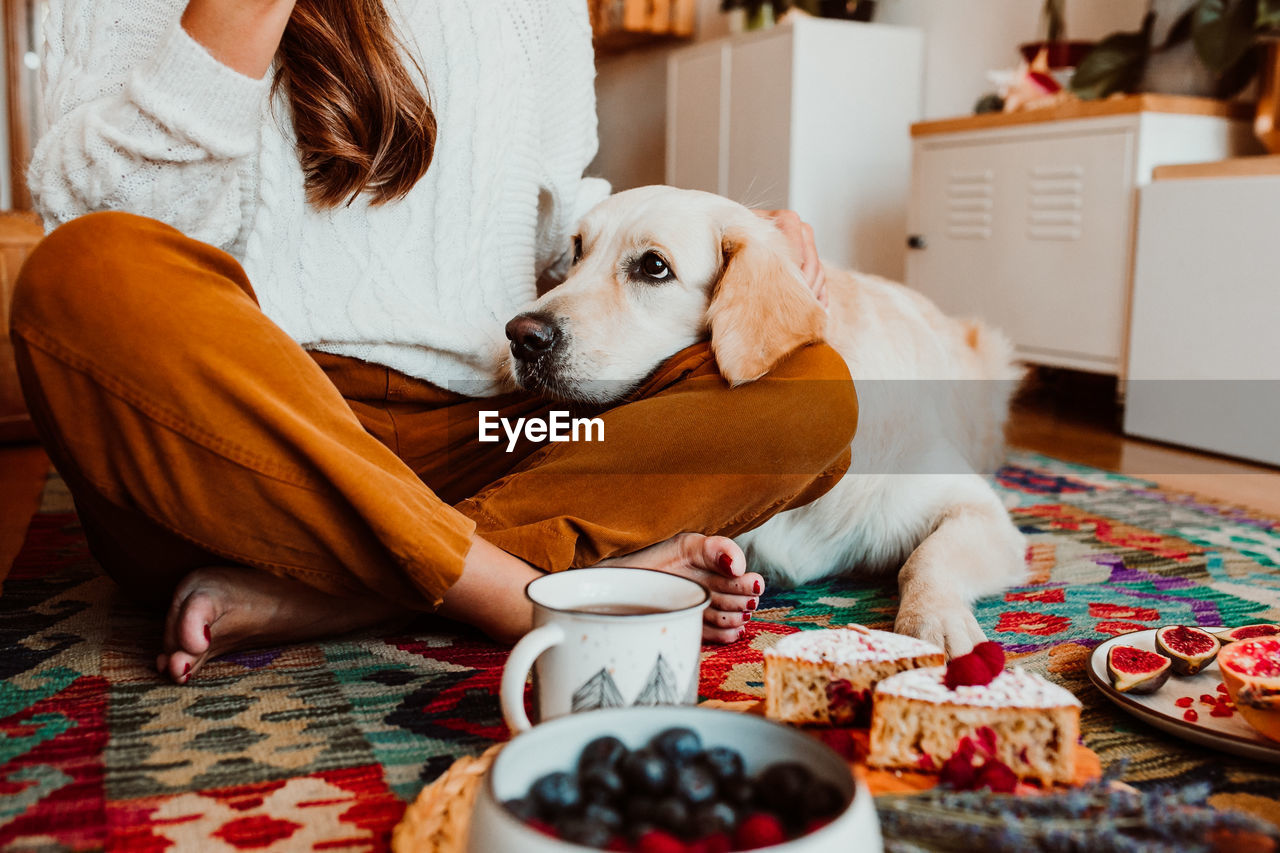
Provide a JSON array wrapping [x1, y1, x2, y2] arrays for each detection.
[[499, 568, 709, 732]]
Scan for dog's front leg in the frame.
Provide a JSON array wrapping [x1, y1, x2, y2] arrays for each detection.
[[893, 497, 1027, 658]]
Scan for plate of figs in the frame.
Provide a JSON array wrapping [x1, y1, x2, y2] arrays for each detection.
[[1088, 624, 1280, 763]]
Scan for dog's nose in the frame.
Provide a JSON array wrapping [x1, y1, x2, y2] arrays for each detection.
[[505, 313, 560, 360]]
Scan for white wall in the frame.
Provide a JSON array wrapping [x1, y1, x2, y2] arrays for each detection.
[[592, 0, 726, 191], [592, 0, 1148, 190]]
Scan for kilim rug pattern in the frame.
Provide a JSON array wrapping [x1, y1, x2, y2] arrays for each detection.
[[3, 452, 1279, 850]]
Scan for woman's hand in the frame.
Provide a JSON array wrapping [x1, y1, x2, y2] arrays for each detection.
[[182, 0, 298, 78], [755, 208, 827, 308]]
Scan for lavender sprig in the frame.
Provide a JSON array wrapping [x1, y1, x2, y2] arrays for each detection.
[[876, 780, 1279, 853]]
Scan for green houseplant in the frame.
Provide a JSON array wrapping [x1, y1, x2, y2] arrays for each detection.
[[1071, 0, 1280, 151], [1071, 0, 1280, 100], [1020, 0, 1094, 69]]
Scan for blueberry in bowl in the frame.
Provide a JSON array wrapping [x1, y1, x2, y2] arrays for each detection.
[[467, 706, 881, 852]]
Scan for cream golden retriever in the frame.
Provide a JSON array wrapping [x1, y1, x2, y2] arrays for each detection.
[[503, 186, 1027, 656]]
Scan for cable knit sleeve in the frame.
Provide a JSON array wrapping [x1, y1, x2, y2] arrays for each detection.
[[532, 1, 612, 283], [29, 0, 272, 252]]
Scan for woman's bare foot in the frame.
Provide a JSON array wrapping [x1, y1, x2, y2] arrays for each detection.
[[157, 566, 409, 684], [598, 532, 764, 644]]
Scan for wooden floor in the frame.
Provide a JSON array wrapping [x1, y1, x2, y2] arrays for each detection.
[[1008, 369, 1280, 519], [2, 374, 1279, 581]]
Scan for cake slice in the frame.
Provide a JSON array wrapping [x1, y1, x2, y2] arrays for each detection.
[[868, 665, 1081, 785], [763, 625, 944, 726]]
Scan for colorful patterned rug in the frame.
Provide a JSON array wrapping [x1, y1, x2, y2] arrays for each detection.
[[3, 452, 1279, 850]]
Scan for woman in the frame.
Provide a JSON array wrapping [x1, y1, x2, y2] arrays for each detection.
[[11, 0, 857, 683]]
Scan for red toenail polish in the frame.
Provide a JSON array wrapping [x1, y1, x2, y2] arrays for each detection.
[[203, 624, 211, 642], [753, 580, 761, 594], [183, 663, 191, 676], [738, 627, 746, 640], [743, 613, 752, 621], [718, 553, 733, 572]]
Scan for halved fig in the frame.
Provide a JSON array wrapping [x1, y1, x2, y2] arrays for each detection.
[[1219, 637, 1280, 743], [1220, 624, 1280, 643], [1107, 645, 1172, 694], [1154, 626, 1221, 676]]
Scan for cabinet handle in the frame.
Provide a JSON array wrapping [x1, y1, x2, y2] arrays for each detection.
[[907, 235, 927, 250]]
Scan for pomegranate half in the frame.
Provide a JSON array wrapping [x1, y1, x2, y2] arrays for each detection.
[[1218, 636, 1280, 744], [1219, 624, 1280, 643]]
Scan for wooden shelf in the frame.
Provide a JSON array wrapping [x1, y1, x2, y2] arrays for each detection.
[[1152, 154, 1280, 180], [590, 0, 695, 55], [911, 94, 1253, 137]]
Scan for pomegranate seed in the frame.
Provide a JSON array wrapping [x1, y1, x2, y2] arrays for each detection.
[[1216, 683, 1228, 694], [1183, 709, 1199, 722], [1210, 706, 1234, 717], [1199, 694, 1217, 705], [1175, 697, 1194, 708]]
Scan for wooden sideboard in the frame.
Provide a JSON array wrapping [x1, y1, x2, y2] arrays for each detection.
[[905, 95, 1260, 377], [0, 210, 43, 442]]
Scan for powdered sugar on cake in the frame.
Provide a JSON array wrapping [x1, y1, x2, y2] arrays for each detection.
[[765, 627, 942, 665], [878, 665, 1081, 709]]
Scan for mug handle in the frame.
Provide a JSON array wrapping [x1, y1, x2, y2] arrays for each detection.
[[500, 623, 565, 733]]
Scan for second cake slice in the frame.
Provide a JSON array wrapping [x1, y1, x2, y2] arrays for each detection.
[[763, 625, 944, 726]]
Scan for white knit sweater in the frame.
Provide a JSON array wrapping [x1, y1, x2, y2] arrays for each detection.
[[30, 0, 610, 393]]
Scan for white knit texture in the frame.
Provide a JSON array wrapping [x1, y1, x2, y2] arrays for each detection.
[[30, 0, 611, 393]]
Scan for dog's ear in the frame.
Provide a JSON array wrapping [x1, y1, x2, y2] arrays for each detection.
[[707, 223, 827, 385]]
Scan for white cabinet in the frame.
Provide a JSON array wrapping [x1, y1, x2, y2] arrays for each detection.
[[1123, 165, 1280, 465], [905, 99, 1259, 375], [666, 18, 924, 280]]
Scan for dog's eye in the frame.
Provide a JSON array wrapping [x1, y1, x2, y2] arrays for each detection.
[[639, 251, 671, 280], [572, 235, 583, 265]]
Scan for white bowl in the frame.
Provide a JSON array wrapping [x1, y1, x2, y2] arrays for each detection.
[[467, 706, 882, 852]]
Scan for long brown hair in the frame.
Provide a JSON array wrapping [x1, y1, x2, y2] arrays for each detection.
[[275, 0, 436, 208]]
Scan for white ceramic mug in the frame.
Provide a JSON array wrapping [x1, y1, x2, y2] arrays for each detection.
[[499, 567, 709, 733]]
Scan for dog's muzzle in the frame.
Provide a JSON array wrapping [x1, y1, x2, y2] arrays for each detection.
[[505, 312, 561, 362]]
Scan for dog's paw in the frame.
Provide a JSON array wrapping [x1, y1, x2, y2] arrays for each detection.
[[895, 606, 987, 659]]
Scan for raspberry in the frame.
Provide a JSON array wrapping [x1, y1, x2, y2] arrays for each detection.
[[692, 834, 732, 853], [939, 749, 977, 790], [1175, 697, 1194, 707], [805, 817, 834, 834], [526, 819, 558, 838], [734, 813, 787, 850], [971, 641, 1006, 675], [944, 654, 996, 689], [635, 829, 687, 853], [1184, 709, 1199, 722], [974, 726, 998, 756], [973, 760, 1018, 793]]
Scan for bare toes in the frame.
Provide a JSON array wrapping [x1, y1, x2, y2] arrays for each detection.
[[703, 609, 749, 630], [691, 535, 746, 578], [708, 592, 756, 613], [165, 590, 217, 683], [702, 623, 747, 644]]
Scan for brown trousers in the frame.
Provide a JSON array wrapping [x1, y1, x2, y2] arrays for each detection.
[[9, 213, 857, 611]]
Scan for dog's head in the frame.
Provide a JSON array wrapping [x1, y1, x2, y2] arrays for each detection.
[[505, 186, 826, 403]]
